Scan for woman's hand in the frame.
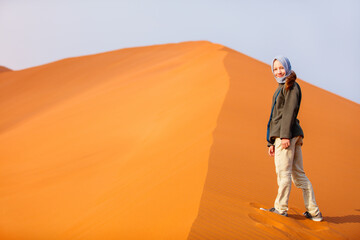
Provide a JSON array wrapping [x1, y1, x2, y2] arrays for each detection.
[[268, 145, 275, 157], [281, 138, 290, 149]]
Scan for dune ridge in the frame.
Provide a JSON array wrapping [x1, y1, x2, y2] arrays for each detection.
[[0, 41, 229, 239], [187, 47, 360, 240], [0, 41, 359, 239]]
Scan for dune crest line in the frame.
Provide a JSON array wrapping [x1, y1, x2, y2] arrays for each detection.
[[187, 47, 360, 240], [0, 41, 229, 239], [0, 41, 359, 239]]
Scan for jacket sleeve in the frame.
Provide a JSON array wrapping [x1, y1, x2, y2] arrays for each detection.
[[280, 87, 300, 139]]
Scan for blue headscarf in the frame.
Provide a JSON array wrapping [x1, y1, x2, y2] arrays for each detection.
[[271, 55, 292, 83]]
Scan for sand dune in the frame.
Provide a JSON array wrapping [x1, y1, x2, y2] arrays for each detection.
[[0, 66, 12, 73], [0, 41, 359, 239]]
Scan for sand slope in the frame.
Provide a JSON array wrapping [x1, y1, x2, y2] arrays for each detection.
[[187, 47, 360, 240], [0, 41, 359, 239]]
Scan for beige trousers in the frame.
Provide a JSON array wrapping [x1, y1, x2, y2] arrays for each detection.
[[274, 136, 319, 215]]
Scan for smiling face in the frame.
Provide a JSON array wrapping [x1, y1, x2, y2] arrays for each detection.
[[273, 60, 286, 78]]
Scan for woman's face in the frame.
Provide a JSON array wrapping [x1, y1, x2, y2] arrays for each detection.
[[273, 60, 286, 78]]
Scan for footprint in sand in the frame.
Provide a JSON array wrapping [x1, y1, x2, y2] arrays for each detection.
[[289, 208, 330, 231], [248, 202, 329, 231], [246, 202, 347, 239]]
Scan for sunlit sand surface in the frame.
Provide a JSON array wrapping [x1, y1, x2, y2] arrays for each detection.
[[1, 41, 359, 239]]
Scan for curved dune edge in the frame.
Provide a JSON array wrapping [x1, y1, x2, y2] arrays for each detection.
[[0, 41, 359, 240], [0, 41, 229, 239], [187, 47, 360, 239]]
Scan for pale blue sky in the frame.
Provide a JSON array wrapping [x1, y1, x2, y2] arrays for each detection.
[[1, 0, 359, 103]]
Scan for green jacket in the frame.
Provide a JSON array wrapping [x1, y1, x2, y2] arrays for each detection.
[[267, 82, 304, 147]]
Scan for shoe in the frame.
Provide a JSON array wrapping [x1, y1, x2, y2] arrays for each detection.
[[269, 207, 288, 217], [303, 211, 323, 222], [260, 207, 288, 217]]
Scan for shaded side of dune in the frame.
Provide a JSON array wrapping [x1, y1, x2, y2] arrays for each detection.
[[187, 48, 360, 240], [1, 41, 359, 240]]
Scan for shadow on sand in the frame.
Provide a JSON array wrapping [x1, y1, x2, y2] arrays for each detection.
[[288, 213, 360, 224], [325, 215, 360, 224]]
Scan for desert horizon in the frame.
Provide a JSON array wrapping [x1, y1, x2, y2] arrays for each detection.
[[0, 41, 359, 239]]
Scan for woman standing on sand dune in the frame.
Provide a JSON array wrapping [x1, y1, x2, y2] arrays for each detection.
[[263, 56, 323, 222]]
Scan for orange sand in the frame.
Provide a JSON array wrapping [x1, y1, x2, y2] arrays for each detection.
[[0, 41, 359, 239]]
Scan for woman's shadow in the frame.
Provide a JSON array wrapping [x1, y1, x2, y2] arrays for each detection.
[[325, 215, 360, 224], [325, 209, 360, 224], [289, 211, 360, 224]]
